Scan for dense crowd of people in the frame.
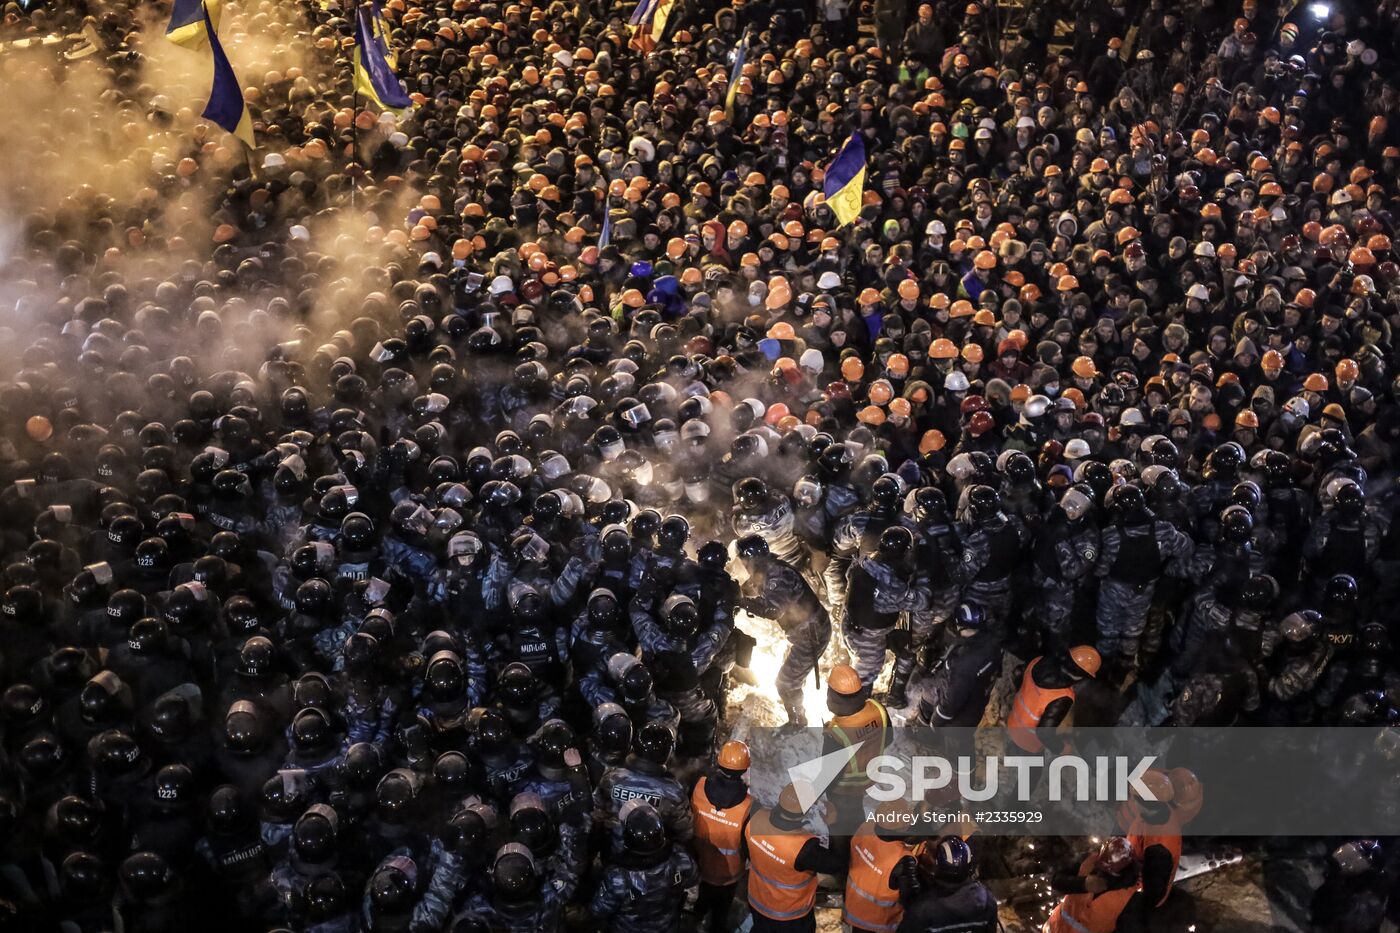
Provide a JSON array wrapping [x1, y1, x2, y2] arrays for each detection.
[[3, 0, 1400, 929]]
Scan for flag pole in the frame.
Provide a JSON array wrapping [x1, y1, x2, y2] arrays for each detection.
[[348, 7, 360, 210]]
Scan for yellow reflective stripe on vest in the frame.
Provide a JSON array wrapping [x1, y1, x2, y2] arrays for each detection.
[[751, 863, 811, 890], [1015, 691, 1043, 724], [1057, 909, 1094, 933]]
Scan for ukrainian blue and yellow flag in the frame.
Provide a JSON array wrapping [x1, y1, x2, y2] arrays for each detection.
[[628, 0, 674, 53], [200, 1, 254, 148], [166, 0, 221, 49], [823, 132, 867, 227], [354, 5, 412, 114], [724, 35, 748, 119], [371, 0, 397, 68]]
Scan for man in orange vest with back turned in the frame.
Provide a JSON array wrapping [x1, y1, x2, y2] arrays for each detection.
[[1125, 770, 1183, 911], [744, 782, 849, 932], [822, 664, 891, 821], [1007, 645, 1100, 753], [843, 799, 923, 933], [1044, 836, 1146, 933], [691, 740, 754, 933]]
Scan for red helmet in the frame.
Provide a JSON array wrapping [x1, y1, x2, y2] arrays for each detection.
[[1098, 837, 1136, 875], [967, 411, 996, 437], [959, 394, 990, 416]]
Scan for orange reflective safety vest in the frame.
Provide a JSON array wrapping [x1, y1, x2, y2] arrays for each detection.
[[842, 823, 915, 933], [1044, 855, 1136, 933], [1007, 658, 1077, 752], [1044, 886, 1136, 933], [691, 777, 752, 886], [1128, 814, 1183, 907], [745, 808, 818, 921], [826, 699, 890, 789]]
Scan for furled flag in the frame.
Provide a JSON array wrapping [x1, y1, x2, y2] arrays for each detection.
[[354, 5, 412, 113], [200, 1, 254, 148], [724, 31, 749, 119], [628, 0, 674, 53], [599, 207, 612, 249], [822, 132, 867, 227], [166, 0, 221, 49]]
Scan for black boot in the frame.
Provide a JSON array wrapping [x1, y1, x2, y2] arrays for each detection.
[[884, 669, 913, 709], [781, 699, 807, 729]]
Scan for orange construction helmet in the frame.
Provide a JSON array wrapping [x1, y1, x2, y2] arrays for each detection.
[[1069, 646, 1101, 677], [930, 338, 958, 359], [828, 664, 864, 695], [718, 740, 751, 771], [25, 416, 53, 441], [919, 429, 946, 454]]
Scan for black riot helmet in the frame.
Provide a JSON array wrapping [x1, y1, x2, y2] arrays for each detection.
[[206, 785, 244, 834], [223, 702, 265, 754], [340, 512, 375, 549], [911, 486, 948, 523], [532, 719, 576, 770], [433, 750, 473, 794], [127, 617, 169, 655], [1326, 573, 1360, 609], [425, 652, 465, 701], [133, 537, 169, 573], [293, 807, 338, 863], [733, 477, 768, 509], [588, 588, 620, 626], [147, 692, 192, 742], [870, 474, 902, 513], [153, 763, 193, 811], [119, 851, 175, 902], [1218, 505, 1254, 544], [60, 851, 107, 901], [106, 588, 146, 627], [635, 721, 675, 765], [1205, 441, 1245, 480], [304, 874, 346, 922], [593, 703, 633, 757], [658, 514, 690, 551], [107, 515, 144, 550], [496, 662, 538, 708], [1106, 483, 1147, 520], [697, 540, 729, 571], [290, 707, 335, 753], [622, 801, 667, 854], [736, 533, 769, 560], [1333, 481, 1365, 520], [877, 525, 914, 562], [965, 484, 1002, 522], [294, 578, 332, 616], [49, 795, 102, 846], [491, 844, 538, 900], [368, 864, 415, 917]]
